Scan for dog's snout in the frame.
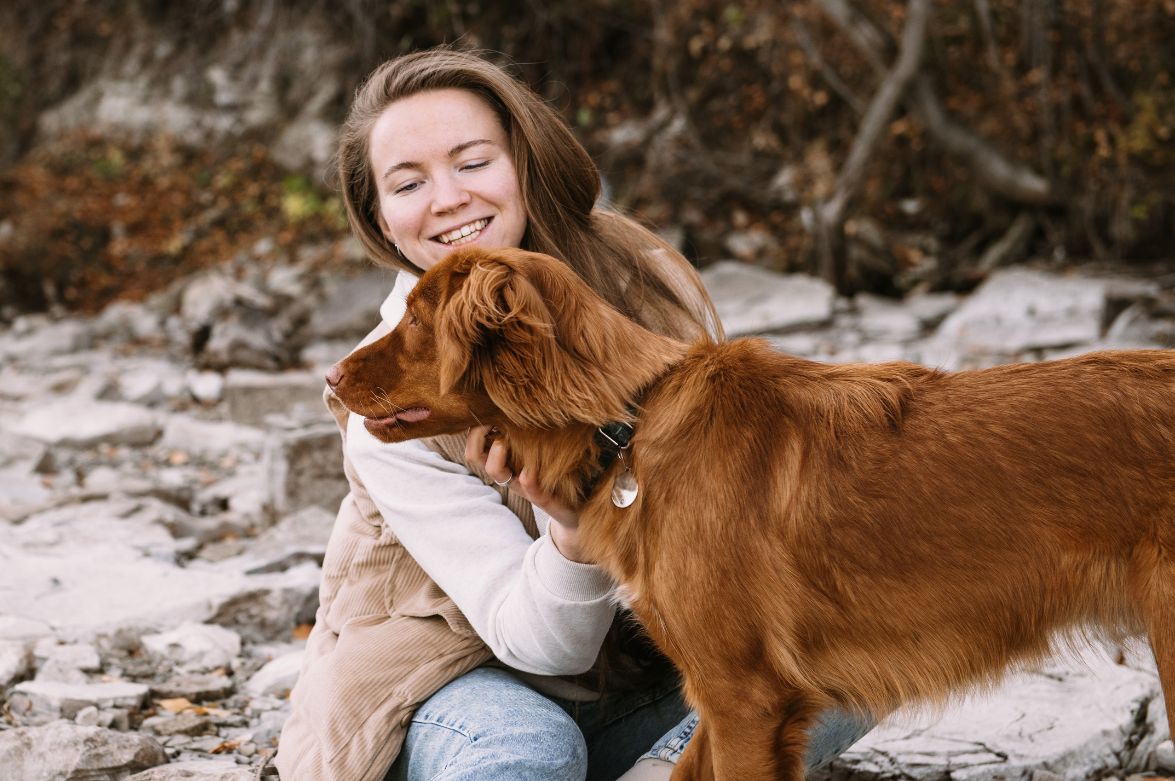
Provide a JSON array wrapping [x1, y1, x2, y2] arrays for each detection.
[[325, 363, 344, 388]]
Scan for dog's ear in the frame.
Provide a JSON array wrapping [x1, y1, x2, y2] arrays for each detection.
[[437, 250, 652, 428], [435, 258, 555, 395]]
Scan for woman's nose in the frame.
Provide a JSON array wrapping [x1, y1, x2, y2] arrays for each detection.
[[430, 172, 471, 214]]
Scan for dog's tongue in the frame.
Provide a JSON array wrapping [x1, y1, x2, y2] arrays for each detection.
[[394, 408, 431, 423]]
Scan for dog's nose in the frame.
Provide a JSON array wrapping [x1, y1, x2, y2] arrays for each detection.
[[325, 363, 344, 388]]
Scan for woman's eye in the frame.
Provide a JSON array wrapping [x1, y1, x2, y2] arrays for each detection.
[[460, 160, 490, 172], [394, 181, 420, 195]]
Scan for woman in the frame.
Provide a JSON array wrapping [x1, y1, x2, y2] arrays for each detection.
[[275, 47, 870, 781]]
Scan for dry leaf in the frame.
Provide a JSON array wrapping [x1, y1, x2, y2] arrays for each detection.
[[157, 697, 193, 714]]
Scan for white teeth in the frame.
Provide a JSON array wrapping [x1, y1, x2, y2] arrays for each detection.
[[437, 218, 488, 244]]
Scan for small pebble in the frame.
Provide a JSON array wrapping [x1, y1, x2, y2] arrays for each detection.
[[73, 705, 100, 726]]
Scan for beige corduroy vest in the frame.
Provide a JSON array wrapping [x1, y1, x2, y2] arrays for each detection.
[[273, 387, 539, 781]]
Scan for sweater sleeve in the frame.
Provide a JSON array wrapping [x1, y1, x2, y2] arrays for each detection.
[[345, 412, 617, 676]]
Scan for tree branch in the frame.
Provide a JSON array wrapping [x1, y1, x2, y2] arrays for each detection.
[[910, 77, 1055, 205], [973, 211, 1036, 276], [816, 0, 1057, 206], [821, 0, 931, 229], [790, 13, 867, 116], [812, 0, 890, 72]]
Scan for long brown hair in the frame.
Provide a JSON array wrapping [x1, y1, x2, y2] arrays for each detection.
[[336, 47, 722, 342]]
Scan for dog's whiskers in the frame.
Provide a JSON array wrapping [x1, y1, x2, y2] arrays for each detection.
[[371, 388, 408, 416]]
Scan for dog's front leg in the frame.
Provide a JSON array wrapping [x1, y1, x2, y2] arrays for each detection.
[[672, 691, 814, 781], [670, 717, 714, 781]]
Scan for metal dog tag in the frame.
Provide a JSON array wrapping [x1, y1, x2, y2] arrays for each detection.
[[611, 469, 638, 508]]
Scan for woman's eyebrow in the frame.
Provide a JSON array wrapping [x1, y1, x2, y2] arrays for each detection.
[[381, 139, 496, 182], [448, 138, 494, 157]]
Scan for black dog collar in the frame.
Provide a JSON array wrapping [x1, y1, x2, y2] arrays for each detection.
[[593, 417, 635, 473]]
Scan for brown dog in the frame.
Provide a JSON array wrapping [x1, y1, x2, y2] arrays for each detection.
[[327, 246, 1174, 780]]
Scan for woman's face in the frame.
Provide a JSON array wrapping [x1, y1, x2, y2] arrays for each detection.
[[369, 88, 528, 272]]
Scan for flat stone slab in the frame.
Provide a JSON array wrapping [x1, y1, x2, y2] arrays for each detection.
[[934, 269, 1107, 356], [223, 369, 328, 428], [127, 759, 254, 780], [264, 424, 347, 516], [0, 537, 320, 644], [142, 623, 242, 672], [701, 262, 836, 337], [245, 649, 303, 697], [159, 415, 266, 456], [827, 650, 1166, 781], [854, 294, 925, 341], [0, 639, 32, 688], [0, 465, 54, 521], [6, 399, 162, 448], [0, 318, 93, 360], [14, 498, 179, 560], [0, 721, 167, 779], [9, 680, 150, 725], [226, 505, 334, 575], [149, 672, 235, 702]]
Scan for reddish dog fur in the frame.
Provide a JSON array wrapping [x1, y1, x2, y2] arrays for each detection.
[[328, 247, 1174, 780]]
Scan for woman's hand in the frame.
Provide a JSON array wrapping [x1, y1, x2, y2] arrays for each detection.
[[465, 425, 591, 563]]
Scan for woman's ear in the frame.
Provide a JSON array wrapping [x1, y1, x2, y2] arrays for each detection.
[[376, 210, 393, 241]]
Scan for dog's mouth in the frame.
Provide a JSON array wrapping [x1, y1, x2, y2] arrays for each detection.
[[364, 407, 432, 434]]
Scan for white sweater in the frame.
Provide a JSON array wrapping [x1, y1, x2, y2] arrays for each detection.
[[345, 271, 618, 678]]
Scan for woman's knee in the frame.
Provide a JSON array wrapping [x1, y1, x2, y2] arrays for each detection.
[[394, 668, 587, 781]]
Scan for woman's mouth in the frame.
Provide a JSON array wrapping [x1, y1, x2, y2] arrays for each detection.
[[434, 217, 491, 247]]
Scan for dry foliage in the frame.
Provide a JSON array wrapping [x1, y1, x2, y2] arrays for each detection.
[[0, 0, 1172, 314], [0, 133, 349, 313]]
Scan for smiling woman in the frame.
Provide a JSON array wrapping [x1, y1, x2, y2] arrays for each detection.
[[274, 47, 869, 781], [368, 89, 527, 270]]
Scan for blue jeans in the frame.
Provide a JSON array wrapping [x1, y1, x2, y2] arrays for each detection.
[[386, 666, 871, 781]]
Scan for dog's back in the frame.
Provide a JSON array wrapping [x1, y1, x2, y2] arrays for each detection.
[[619, 341, 1174, 720]]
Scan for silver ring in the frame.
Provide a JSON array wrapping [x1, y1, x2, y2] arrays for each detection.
[[493, 474, 513, 487]]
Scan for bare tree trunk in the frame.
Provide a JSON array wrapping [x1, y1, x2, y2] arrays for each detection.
[[973, 0, 1001, 74], [815, 0, 931, 291], [821, 0, 931, 229]]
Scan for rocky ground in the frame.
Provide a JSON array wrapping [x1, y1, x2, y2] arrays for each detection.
[[1, 246, 1174, 780]]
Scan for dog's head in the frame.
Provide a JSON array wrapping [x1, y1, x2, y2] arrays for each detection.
[[328, 247, 644, 443]]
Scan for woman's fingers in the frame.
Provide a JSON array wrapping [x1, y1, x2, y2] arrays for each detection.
[[464, 429, 578, 530], [486, 438, 513, 485], [518, 467, 579, 529], [465, 435, 584, 550], [464, 425, 494, 468], [465, 425, 512, 484]]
